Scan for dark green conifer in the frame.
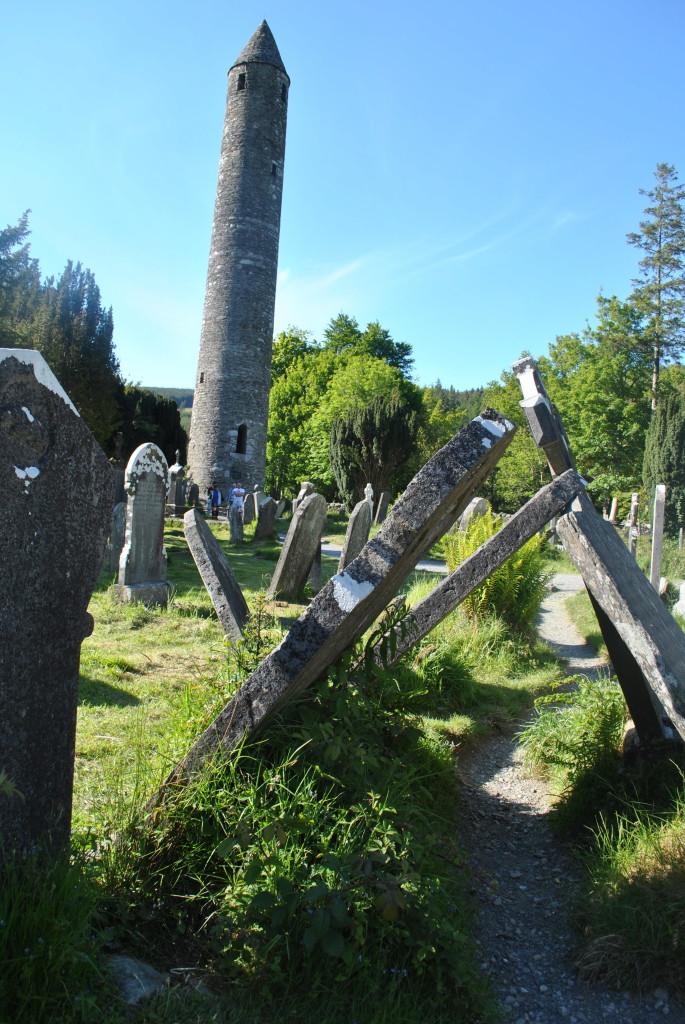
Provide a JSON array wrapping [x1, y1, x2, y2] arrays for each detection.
[[642, 390, 685, 534]]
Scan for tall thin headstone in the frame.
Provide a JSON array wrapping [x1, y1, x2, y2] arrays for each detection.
[[374, 491, 390, 525], [339, 499, 372, 571], [184, 509, 249, 641], [0, 350, 114, 856], [255, 496, 278, 540], [628, 492, 639, 557], [115, 444, 171, 607], [267, 492, 328, 601], [187, 22, 289, 496], [168, 450, 186, 516], [650, 484, 666, 591]]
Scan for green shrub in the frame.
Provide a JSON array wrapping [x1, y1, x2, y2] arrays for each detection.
[[518, 674, 627, 830], [442, 505, 551, 631]]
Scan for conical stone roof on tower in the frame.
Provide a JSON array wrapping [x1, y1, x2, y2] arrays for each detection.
[[187, 22, 289, 497]]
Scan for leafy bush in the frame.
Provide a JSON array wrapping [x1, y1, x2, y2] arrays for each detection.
[[442, 504, 551, 631]]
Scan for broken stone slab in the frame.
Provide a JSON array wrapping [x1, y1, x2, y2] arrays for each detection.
[[374, 470, 584, 667], [513, 355, 575, 476], [338, 499, 372, 571], [153, 409, 515, 793], [115, 443, 171, 607], [267, 493, 328, 601], [513, 355, 684, 746], [0, 350, 114, 857], [557, 490, 685, 742], [184, 508, 249, 642]]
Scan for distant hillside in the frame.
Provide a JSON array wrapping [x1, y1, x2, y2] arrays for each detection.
[[145, 387, 194, 410]]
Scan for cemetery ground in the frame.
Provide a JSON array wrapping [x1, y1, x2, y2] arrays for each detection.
[[4, 514, 685, 1024]]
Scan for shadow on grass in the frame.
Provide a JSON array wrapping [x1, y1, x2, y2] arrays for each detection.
[[78, 674, 141, 707]]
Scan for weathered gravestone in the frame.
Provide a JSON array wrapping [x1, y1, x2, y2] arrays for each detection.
[[107, 501, 127, 572], [276, 498, 288, 519], [153, 409, 515, 795], [115, 443, 171, 607], [650, 484, 666, 591], [292, 481, 313, 516], [374, 491, 390, 525], [168, 450, 186, 517], [513, 355, 685, 745], [459, 496, 488, 532], [255, 496, 278, 540], [338, 499, 372, 571], [187, 482, 200, 508], [244, 485, 264, 525], [364, 482, 374, 506], [628, 491, 639, 557], [0, 349, 114, 856], [267, 493, 328, 601], [229, 502, 244, 543], [184, 509, 249, 641]]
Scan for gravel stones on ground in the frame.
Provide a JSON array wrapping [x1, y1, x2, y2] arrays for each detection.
[[456, 574, 685, 1023]]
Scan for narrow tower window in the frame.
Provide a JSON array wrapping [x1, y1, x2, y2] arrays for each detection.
[[236, 423, 247, 455], [199, 372, 204, 384], [281, 84, 287, 102], [271, 162, 277, 176], [237, 73, 246, 91]]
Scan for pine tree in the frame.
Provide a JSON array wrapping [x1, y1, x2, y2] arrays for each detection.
[[627, 163, 685, 409], [642, 390, 685, 535], [35, 261, 121, 445], [0, 211, 41, 347], [329, 394, 417, 509]]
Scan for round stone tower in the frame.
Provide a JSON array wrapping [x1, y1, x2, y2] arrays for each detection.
[[187, 21, 289, 496]]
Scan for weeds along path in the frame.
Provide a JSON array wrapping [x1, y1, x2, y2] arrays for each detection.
[[456, 574, 685, 1024]]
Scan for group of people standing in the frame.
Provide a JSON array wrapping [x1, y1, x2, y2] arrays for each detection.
[[206, 481, 246, 520]]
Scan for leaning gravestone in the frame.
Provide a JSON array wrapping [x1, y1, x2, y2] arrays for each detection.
[[374, 491, 390, 525], [107, 501, 127, 572], [0, 349, 114, 856], [115, 443, 171, 607], [459, 496, 488, 531], [152, 409, 516, 794], [267, 492, 328, 601], [338, 499, 372, 571], [255, 496, 278, 540], [184, 509, 249, 641]]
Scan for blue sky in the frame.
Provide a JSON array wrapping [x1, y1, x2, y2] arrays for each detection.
[[2, 0, 684, 392]]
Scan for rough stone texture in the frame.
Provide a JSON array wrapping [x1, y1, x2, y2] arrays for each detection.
[[188, 482, 200, 507], [0, 350, 114, 856], [267, 492, 328, 600], [187, 22, 289, 496], [292, 481, 313, 515], [155, 410, 515, 792], [458, 495, 488, 531], [276, 498, 288, 518], [184, 509, 249, 641], [374, 490, 390, 525], [255, 496, 278, 539], [558, 490, 685, 742], [115, 443, 171, 607], [338, 499, 372, 571], [650, 484, 666, 590], [107, 501, 127, 572], [229, 504, 244, 542], [377, 471, 584, 666]]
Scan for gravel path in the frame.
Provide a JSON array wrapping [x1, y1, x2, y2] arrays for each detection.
[[457, 574, 684, 1023]]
